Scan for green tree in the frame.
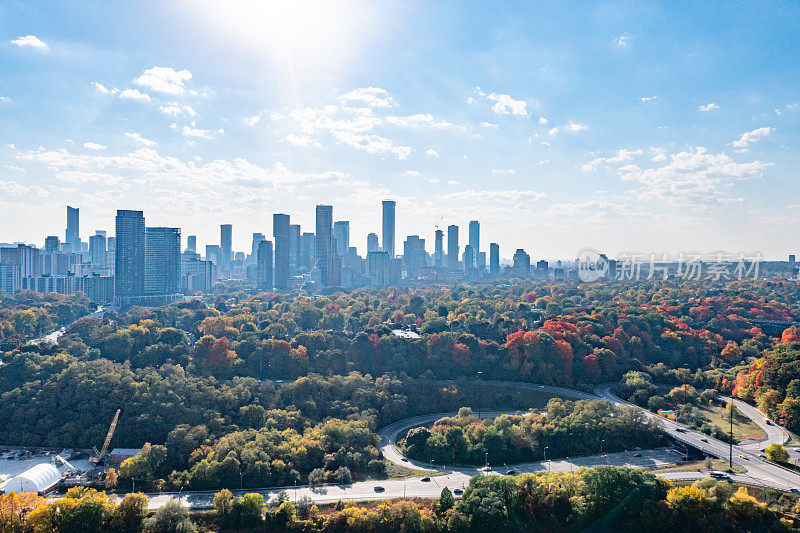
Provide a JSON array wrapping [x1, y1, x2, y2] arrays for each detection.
[[142, 500, 196, 533], [111, 492, 149, 533], [765, 443, 789, 463]]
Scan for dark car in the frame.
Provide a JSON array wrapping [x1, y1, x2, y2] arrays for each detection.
[[633, 452, 643, 457], [421, 477, 431, 482], [506, 470, 517, 475], [675, 428, 687, 433], [454, 488, 463, 495], [374, 486, 385, 492], [701, 438, 708, 443]]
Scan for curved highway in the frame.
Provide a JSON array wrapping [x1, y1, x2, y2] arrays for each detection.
[[125, 379, 799, 509]]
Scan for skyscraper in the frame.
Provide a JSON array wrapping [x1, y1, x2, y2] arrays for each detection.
[[220, 224, 232, 271], [273, 213, 290, 290], [145, 227, 181, 295], [66, 206, 79, 252], [251, 232, 265, 264], [289, 224, 301, 270], [468, 220, 480, 261], [89, 232, 107, 267], [115, 210, 145, 301], [382, 200, 396, 258], [462, 245, 476, 278], [44, 236, 60, 253], [434, 229, 444, 267], [186, 235, 197, 253], [300, 232, 315, 271], [315, 205, 333, 288], [334, 221, 350, 257], [490, 243, 500, 276], [403, 235, 426, 276], [513, 249, 531, 278], [447, 224, 459, 270], [367, 233, 379, 253], [256, 239, 273, 291]]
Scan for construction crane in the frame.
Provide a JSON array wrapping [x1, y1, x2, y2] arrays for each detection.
[[55, 454, 80, 474], [90, 409, 120, 464]]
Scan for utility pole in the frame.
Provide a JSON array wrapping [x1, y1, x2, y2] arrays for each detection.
[[729, 403, 734, 470]]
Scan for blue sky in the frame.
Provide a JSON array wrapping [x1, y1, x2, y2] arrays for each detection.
[[1, 1, 799, 260]]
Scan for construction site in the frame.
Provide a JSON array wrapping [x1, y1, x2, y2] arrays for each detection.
[[0, 409, 137, 495]]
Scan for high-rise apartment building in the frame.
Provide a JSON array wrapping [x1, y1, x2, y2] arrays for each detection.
[[115, 210, 145, 300], [382, 200, 395, 258], [273, 213, 290, 290], [145, 227, 181, 295], [300, 232, 315, 271], [513, 249, 531, 278], [256, 239, 273, 291], [367, 233, 379, 253], [44, 236, 60, 253], [489, 243, 500, 276], [434, 229, 444, 267], [468, 220, 480, 264], [220, 224, 232, 271], [289, 224, 300, 270], [403, 235, 427, 276], [251, 233, 265, 265], [315, 205, 333, 288], [447, 224, 459, 270], [89, 232, 107, 267], [186, 235, 197, 253], [66, 205, 79, 252], [334, 221, 350, 257]]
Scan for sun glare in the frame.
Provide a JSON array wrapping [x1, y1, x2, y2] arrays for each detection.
[[198, 0, 367, 73]]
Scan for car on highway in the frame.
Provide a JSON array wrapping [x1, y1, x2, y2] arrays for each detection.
[[790, 488, 799, 494], [374, 486, 385, 492], [401, 458, 409, 462], [633, 453, 642, 457], [675, 427, 687, 433], [421, 477, 431, 482], [700, 438, 708, 443], [454, 488, 463, 495], [506, 470, 517, 475], [739, 454, 749, 460], [709, 471, 729, 479], [764, 419, 773, 425]]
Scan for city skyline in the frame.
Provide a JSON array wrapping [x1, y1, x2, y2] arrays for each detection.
[[1, 2, 800, 257]]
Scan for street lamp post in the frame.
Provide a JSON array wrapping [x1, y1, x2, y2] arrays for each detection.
[[485, 452, 489, 474], [544, 446, 550, 471]]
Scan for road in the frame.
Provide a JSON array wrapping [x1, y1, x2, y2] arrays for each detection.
[[109, 379, 800, 509], [28, 305, 112, 345]]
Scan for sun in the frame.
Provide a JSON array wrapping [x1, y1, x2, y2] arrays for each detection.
[[197, 0, 370, 75]]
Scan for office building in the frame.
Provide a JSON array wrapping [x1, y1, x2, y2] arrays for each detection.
[[476, 251, 486, 272], [382, 200, 395, 258], [334, 221, 350, 257], [489, 243, 500, 276], [315, 205, 333, 288], [44, 236, 60, 253], [115, 210, 145, 301], [536, 259, 549, 279], [447, 225, 459, 270], [462, 245, 476, 278], [367, 233, 379, 253], [89, 232, 107, 267], [205, 245, 221, 266], [0, 264, 21, 294], [256, 239, 274, 291], [186, 235, 197, 253], [273, 213, 290, 290], [220, 224, 232, 271], [300, 232, 315, 271], [367, 251, 390, 287], [402, 235, 427, 278], [145, 227, 181, 295], [182, 253, 216, 292], [66, 206, 79, 252]]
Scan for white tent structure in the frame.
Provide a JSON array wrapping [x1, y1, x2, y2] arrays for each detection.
[[3, 463, 61, 494]]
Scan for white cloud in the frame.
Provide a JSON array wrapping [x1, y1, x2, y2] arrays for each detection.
[[83, 142, 107, 151], [405, 170, 421, 176], [330, 131, 411, 158], [615, 34, 630, 47], [5, 165, 25, 172], [487, 93, 528, 116], [340, 87, 393, 108], [480, 121, 497, 128], [538, 116, 549, 125], [135, 66, 193, 95], [440, 189, 545, 203], [428, 178, 440, 184], [91, 82, 119, 95], [283, 134, 322, 147], [385, 113, 459, 130], [491, 168, 517, 175], [160, 103, 198, 117], [119, 88, 151, 102], [11, 35, 48, 50], [125, 132, 157, 146], [447, 180, 459, 185], [55, 171, 124, 184], [699, 102, 720, 112], [640, 96, 658, 103], [425, 148, 440, 158], [538, 160, 550, 165], [617, 147, 770, 205], [550, 121, 588, 135], [0, 96, 10, 103], [582, 149, 643, 171], [732, 127, 772, 147], [242, 114, 261, 127], [177, 124, 222, 140]]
